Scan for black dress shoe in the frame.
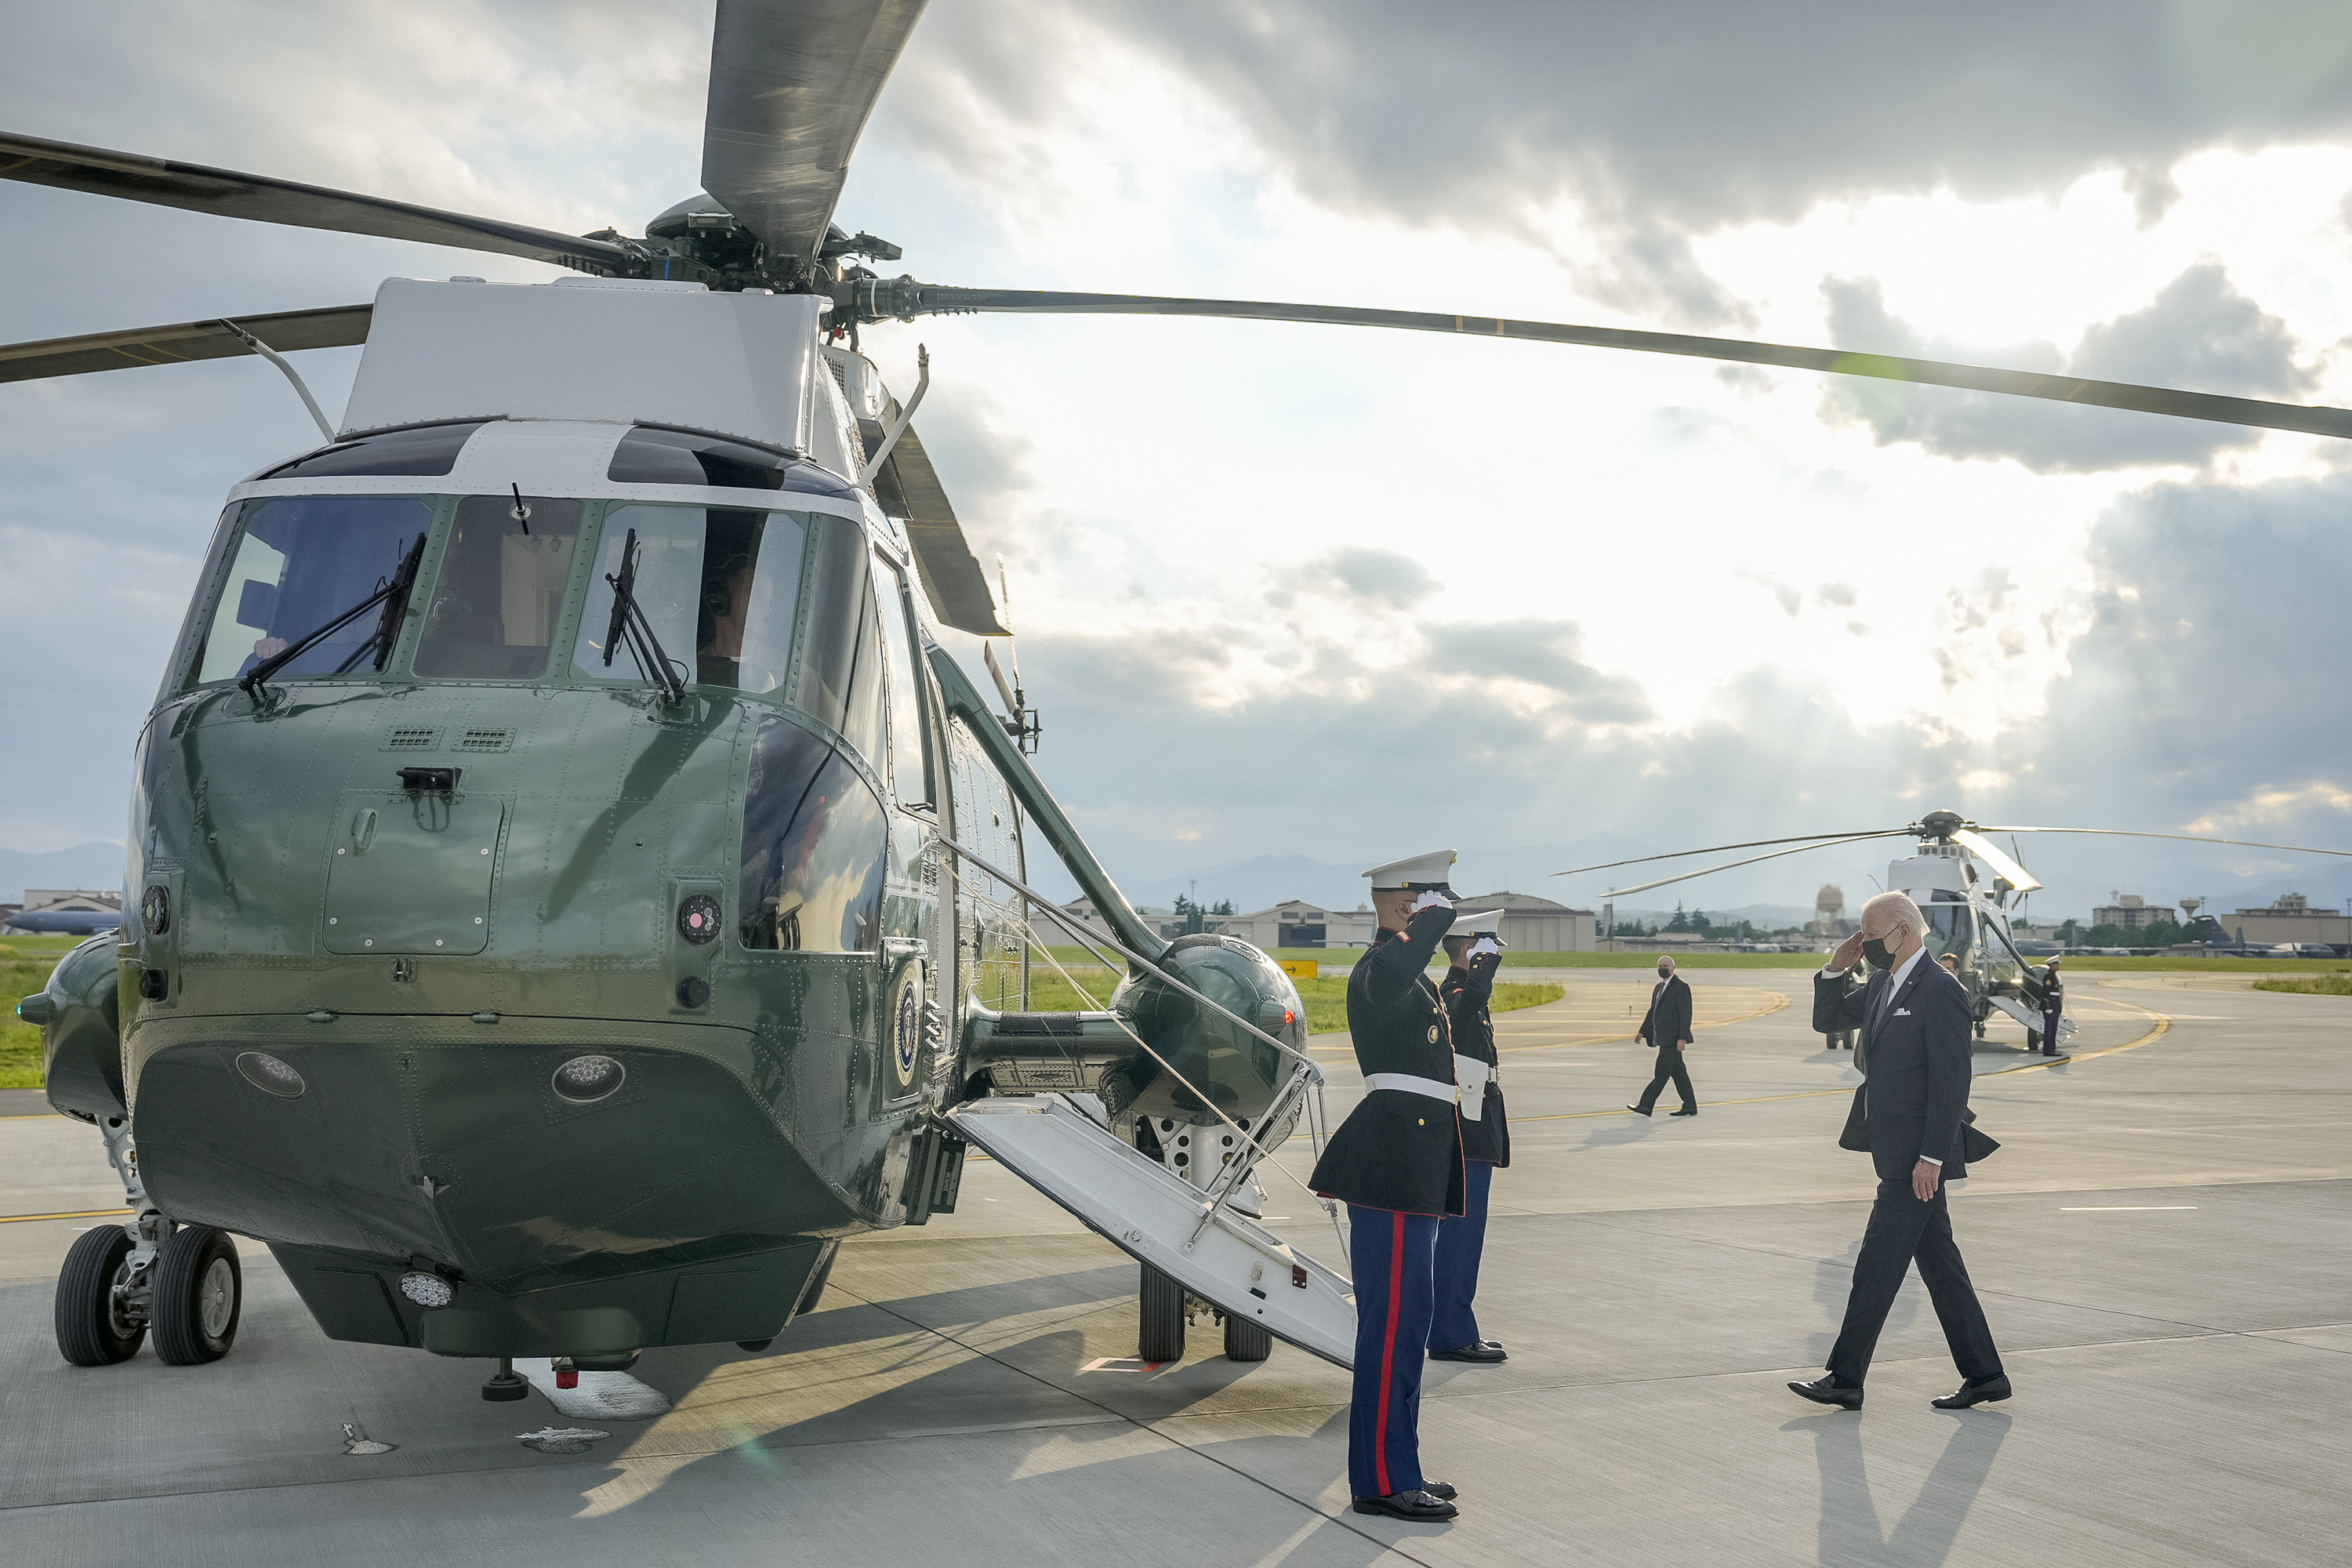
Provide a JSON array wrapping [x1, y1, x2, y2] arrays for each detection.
[[1478, 1339, 1505, 1350], [1932, 1374, 2011, 1409], [1424, 1481, 1458, 1501], [1788, 1375, 1864, 1410], [1428, 1343, 1508, 1363], [1626, 1104, 1653, 1116], [1670, 1106, 1699, 1116], [1352, 1490, 1459, 1521]]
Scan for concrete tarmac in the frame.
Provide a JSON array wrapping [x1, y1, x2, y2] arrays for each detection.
[[2, 972, 2345, 1565]]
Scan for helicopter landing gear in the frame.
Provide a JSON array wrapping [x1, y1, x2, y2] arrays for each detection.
[[55, 1225, 146, 1366], [56, 1112, 181, 1367], [1222, 1310, 1271, 1362], [481, 1357, 531, 1401], [151, 1225, 242, 1364], [1139, 1262, 1185, 1362]]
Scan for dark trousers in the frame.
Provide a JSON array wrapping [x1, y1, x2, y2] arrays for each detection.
[[1635, 1046, 1696, 1112], [2042, 1007, 2061, 1054], [1429, 1160, 1494, 1351], [1348, 1205, 1438, 1499], [1827, 1178, 2002, 1386]]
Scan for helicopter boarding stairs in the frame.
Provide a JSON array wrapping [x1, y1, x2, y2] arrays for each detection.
[[946, 1087, 1357, 1368]]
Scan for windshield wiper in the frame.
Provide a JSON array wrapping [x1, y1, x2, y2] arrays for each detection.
[[601, 527, 688, 703], [239, 532, 426, 699]]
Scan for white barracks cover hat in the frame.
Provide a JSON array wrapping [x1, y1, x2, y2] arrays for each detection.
[[1362, 849, 1457, 891], [1449, 908, 1504, 941]]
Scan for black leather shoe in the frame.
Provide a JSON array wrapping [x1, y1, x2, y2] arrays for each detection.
[[1352, 1490, 1459, 1521], [1478, 1339, 1505, 1351], [1932, 1374, 2011, 1409], [1424, 1481, 1458, 1501], [1626, 1105, 1652, 1116], [1428, 1343, 1508, 1363], [1788, 1376, 1863, 1410], [1671, 1106, 1699, 1116]]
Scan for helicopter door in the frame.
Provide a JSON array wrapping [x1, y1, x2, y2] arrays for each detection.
[[873, 550, 946, 1105]]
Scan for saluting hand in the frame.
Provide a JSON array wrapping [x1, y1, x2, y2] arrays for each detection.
[[1828, 930, 1866, 972]]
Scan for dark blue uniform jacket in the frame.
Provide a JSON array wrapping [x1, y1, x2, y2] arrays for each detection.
[[1308, 905, 1466, 1216], [1441, 953, 1509, 1167]]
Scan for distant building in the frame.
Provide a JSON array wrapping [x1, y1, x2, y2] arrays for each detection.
[[2092, 893, 2169, 930], [3, 888, 123, 936], [1221, 900, 1381, 950], [2216, 893, 2352, 948], [1454, 891, 1596, 953]]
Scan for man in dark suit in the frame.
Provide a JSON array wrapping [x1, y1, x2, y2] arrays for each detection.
[[1628, 955, 1698, 1116], [1791, 891, 2009, 1412], [1310, 850, 1465, 1523]]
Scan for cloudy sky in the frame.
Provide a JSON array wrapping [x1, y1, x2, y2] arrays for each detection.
[[9, 0, 2352, 919]]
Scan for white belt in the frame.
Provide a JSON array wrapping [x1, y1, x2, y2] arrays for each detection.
[[1364, 1072, 1459, 1104]]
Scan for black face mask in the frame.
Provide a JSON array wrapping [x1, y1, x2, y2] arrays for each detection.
[[1861, 935, 1894, 968], [1657, 966, 1671, 978]]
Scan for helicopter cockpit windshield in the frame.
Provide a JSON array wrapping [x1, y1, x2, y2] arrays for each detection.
[[573, 504, 808, 696], [190, 495, 435, 686], [1920, 892, 1976, 962]]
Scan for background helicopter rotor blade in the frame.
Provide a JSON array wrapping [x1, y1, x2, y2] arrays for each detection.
[[1974, 826, 2352, 857], [869, 418, 1007, 634], [0, 131, 634, 274], [1949, 829, 2042, 895], [0, 303, 373, 384], [877, 285, 2352, 441], [1554, 829, 1907, 878], [1589, 833, 1915, 900], [702, 0, 927, 281]]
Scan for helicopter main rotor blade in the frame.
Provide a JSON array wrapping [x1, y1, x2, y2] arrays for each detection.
[[1949, 829, 2042, 895], [884, 286, 2352, 442], [1590, 833, 1914, 901], [1554, 829, 1907, 879], [0, 304, 372, 385], [873, 418, 1009, 635], [0, 131, 633, 274], [702, 0, 927, 282], [1974, 826, 2352, 857]]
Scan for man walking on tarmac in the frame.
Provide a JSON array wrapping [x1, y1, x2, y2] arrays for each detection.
[[1310, 849, 1465, 1523], [1629, 954, 1699, 1116], [1430, 908, 1510, 1365]]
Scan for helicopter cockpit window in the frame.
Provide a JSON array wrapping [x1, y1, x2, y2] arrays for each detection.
[[256, 420, 490, 481], [571, 505, 806, 695], [187, 495, 436, 687], [607, 426, 805, 491], [1922, 895, 1975, 961], [738, 716, 890, 953], [792, 521, 887, 766], [412, 495, 583, 680]]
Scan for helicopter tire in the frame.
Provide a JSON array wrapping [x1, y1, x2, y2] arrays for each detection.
[[1138, 1262, 1185, 1362], [56, 1225, 145, 1367], [151, 1225, 241, 1366], [1222, 1312, 1272, 1363]]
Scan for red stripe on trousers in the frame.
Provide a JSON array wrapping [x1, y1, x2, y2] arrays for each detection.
[[1374, 1209, 1404, 1497]]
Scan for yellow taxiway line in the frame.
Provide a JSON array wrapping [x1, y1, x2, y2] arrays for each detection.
[[0, 1207, 130, 1225]]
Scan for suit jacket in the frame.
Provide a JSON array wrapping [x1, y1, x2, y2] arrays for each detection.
[[1813, 957, 1978, 1181], [1308, 905, 1466, 1215], [1441, 953, 1509, 1167], [1638, 974, 1693, 1049]]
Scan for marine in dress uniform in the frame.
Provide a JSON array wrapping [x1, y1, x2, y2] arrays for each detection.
[[2038, 958, 2064, 1058], [1429, 909, 1510, 1364], [1308, 849, 1465, 1523]]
